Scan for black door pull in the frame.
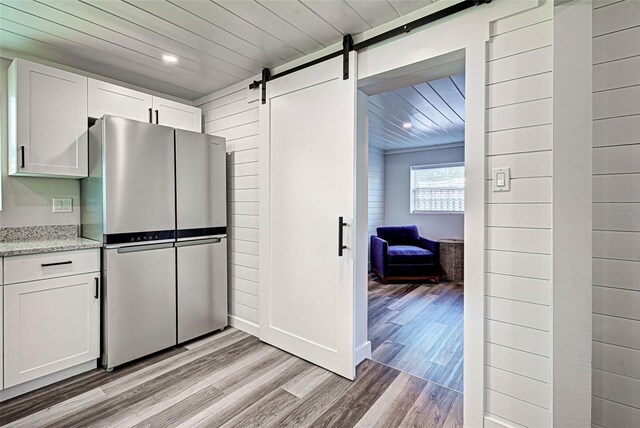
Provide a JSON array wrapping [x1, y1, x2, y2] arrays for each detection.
[[94, 277, 99, 299], [20, 145, 25, 168], [148, 107, 152, 123], [338, 216, 347, 257], [41, 260, 73, 267], [155, 109, 159, 124]]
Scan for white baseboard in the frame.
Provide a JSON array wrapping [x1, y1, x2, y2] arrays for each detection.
[[0, 360, 97, 402], [484, 414, 522, 428], [355, 340, 372, 366], [229, 315, 259, 337]]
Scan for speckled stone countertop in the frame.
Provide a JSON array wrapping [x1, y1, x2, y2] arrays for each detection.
[[0, 225, 102, 257]]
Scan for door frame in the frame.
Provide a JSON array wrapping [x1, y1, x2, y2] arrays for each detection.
[[354, 1, 541, 425], [257, 1, 544, 425]]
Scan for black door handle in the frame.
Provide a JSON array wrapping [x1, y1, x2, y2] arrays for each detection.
[[94, 277, 99, 299], [155, 109, 159, 124], [338, 216, 347, 256], [20, 145, 25, 168], [41, 260, 72, 267], [148, 107, 152, 123]]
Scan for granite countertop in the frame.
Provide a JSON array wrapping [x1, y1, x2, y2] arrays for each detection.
[[0, 225, 103, 257], [0, 237, 103, 257]]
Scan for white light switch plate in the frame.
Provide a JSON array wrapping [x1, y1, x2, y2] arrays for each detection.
[[492, 167, 511, 192], [52, 197, 73, 213]]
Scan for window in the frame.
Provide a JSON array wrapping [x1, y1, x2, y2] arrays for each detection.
[[410, 163, 464, 213]]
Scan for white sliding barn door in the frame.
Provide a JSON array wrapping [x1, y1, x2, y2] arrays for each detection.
[[260, 54, 357, 379]]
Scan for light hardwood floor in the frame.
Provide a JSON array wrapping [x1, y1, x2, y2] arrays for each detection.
[[368, 274, 464, 393], [1, 328, 463, 428]]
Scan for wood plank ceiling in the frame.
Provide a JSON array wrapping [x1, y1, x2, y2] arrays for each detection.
[[0, 0, 440, 101], [368, 73, 465, 151]]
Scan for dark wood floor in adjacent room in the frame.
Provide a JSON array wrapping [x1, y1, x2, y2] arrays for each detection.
[[1, 328, 463, 428], [368, 274, 464, 393]]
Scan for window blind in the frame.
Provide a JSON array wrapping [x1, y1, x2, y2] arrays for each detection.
[[411, 164, 465, 212]]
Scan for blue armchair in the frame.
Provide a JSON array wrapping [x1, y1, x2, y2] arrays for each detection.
[[371, 225, 441, 284]]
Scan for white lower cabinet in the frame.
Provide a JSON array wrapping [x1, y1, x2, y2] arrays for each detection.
[[1, 287, 3, 390], [3, 272, 100, 388]]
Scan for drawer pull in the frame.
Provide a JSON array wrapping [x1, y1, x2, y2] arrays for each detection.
[[41, 260, 73, 267], [95, 277, 99, 299]]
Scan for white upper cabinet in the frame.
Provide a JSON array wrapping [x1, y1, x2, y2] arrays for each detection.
[[88, 78, 153, 122], [8, 59, 88, 178], [152, 96, 202, 132]]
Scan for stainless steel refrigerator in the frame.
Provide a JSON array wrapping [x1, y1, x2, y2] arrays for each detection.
[[81, 116, 227, 370]]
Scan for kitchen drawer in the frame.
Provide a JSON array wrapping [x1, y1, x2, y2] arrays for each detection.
[[4, 249, 100, 285]]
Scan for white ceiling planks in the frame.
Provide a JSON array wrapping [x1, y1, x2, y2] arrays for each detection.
[[66, 0, 254, 79], [299, 0, 372, 34], [346, 0, 401, 27], [368, 73, 465, 151], [388, 0, 434, 15], [428, 75, 465, 120], [256, 0, 344, 45], [11, 1, 239, 89], [0, 0, 443, 101]]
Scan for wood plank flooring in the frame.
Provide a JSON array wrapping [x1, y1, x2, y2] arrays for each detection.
[[1, 328, 463, 428], [368, 274, 464, 393]]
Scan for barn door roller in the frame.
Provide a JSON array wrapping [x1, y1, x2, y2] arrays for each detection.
[[248, 0, 491, 92], [343, 34, 353, 80]]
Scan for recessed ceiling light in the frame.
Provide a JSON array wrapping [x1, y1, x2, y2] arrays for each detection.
[[162, 54, 178, 64], [402, 122, 412, 129]]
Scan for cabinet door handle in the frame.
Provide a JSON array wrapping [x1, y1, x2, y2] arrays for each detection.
[[338, 216, 347, 256], [20, 145, 25, 168], [155, 109, 159, 124], [41, 260, 73, 267], [94, 277, 99, 299], [148, 107, 152, 123]]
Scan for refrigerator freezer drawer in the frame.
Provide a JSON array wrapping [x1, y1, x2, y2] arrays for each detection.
[[177, 238, 228, 343], [103, 244, 176, 369]]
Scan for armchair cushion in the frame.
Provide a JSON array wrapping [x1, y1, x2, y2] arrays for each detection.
[[371, 225, 441, 283], [376, 225, 420, 246], [388, 245, 434, 264]]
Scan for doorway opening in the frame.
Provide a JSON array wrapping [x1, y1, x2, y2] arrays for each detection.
[[359, 55, 466, 422]]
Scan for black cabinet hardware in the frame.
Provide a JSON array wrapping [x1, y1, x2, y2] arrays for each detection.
[[94, 277, 99, 299], [20, 146, 25, 168], [41, 260, 72, 267], [338, 216, 347, 257], [155, 109, 159, 124], [148, 108, 152, 123]]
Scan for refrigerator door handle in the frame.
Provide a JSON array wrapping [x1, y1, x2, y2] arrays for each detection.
[[175, 238, 222, 248], [116, 242, 175, 254]]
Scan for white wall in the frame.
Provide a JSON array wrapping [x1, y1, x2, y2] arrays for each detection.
[[197, 82, 261, 336], [368, 146, 385, 240], [591, 1, 640, 427], [0, 55, 193, 228], [196, 2, 595, 425], [553, 2, 593, 426], [484, 3, 554, 427], [0, 57, 80, 227], [384, 145, 464, 241]]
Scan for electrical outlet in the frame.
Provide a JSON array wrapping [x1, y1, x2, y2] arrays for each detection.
[[52, 197, 73, 213]]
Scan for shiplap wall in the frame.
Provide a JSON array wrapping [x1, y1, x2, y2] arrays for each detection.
[[198, 83, 260, 335], [368, 147, 385, 243], [592, 1, 640, 427], [484, 3, 554, 427], [197, 4, 563, 424]]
